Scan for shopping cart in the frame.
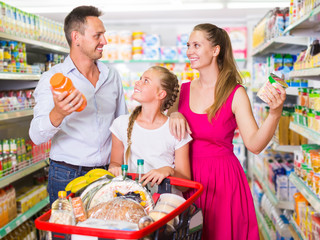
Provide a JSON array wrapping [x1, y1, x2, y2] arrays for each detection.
[[35, 174, 204, 240]]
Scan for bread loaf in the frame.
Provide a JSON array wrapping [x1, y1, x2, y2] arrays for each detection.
[[88, 197, 147, 224]]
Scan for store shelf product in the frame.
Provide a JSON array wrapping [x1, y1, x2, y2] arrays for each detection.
[[0, 159, 49, 189], [252, 36, 308, 57], [289, 173, 320, 212], [0, 72, 41, 81], [253, 165, 294, 210], [0, 196, 49, 238], [289, 122, 320, 145]]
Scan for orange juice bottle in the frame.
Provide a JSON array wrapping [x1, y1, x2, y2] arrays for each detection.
[[50, 73, 87, 112]]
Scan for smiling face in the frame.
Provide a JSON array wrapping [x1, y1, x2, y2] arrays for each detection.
[[132, 68, 166, 104], [76, 16, 107, 60], [186, 30, 216, 70]]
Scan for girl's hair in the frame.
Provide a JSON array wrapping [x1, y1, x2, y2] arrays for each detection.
[[124, 66, 180, 164], [193, 23, 243, 122]]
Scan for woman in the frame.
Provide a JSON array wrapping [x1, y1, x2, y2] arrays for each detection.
[[168, 23, 286, 239]]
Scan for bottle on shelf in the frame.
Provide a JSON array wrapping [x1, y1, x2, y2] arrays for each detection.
[[137, 159, 144, 181], [50, 73, 87, 112], [49, 191, 74, 225]]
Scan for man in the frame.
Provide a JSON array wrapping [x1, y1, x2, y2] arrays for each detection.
[[29, 6, 128, 204]]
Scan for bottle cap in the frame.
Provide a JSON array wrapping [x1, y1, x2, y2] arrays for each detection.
[[137, 159, 144, 165], [50, 73, 66, 88], [58, 191, 66, 198], [121, 164, 128, 170]]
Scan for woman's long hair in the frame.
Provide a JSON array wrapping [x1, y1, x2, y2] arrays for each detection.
[[193, 24, 243, 122]]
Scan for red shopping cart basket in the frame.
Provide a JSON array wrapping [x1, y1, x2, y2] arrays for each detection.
[[35, 174, 203, 240]]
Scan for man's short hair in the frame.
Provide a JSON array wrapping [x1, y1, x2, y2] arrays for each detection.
[[64, 5, 102, 47]]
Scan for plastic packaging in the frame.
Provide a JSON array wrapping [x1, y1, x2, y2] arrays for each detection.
[[87, 176, 154, 213], [88, 197, 147, 224], [71, 197, 87, 223], [49, 191, 75, 225], [50, 73, 87, 112]]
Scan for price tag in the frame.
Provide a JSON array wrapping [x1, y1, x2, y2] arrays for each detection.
[[16, 219, 21, 226], [21, 215, 27, 222], [5, 226, 11, 234]]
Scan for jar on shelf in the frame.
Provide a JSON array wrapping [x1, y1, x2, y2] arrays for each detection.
[[315, 111, 320, 133], [311, 151, 320, 173], [299, 88, 309, 107], [301, 106, 309, 127], [314, 88, 320, 111], [301, 163, 309, 182], [307, 169, 314, 187], [313, 173, 320, 195], [307, 108, 315, 130]]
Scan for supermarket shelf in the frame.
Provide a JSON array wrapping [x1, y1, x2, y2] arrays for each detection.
[[0, 159, 49, 188], [289, 68, 320, 80], [271, 143, 301, 153], [284, 5, 320, 34], [289, 122, 320, 145], [0, 109, 33, 121], [252, 36, 308, 57], [0, 32, 69, 54], [286, 87, 299, 96], [253, 165, 294, 210], [289, 218, 307, 240], [0, 72, 41, 81], [102, 59, 247, 64], [0, 196, 49, 238], [289, 173, 320, 212], [255, 204, 271, 240]]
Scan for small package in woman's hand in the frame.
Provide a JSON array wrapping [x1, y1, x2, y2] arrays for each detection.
[[257, 73, 288, 103]]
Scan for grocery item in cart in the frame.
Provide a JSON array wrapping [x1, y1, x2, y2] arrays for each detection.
[[87, 176, 154, 213], [49, 191, 75, 225], [71, 197, 87, 223], [257, 73, 288, 103], [148, 193, 186, 228], [88, 197, 147, 224]]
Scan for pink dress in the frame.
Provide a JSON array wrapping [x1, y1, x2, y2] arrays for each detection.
[[179, 82, 259, 240]]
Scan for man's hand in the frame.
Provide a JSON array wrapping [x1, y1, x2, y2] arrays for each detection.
[[49, 88, 84, 127]]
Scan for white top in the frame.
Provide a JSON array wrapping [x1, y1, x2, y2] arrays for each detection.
[[109, 114, 192, 173], [29, 56, 128, 166]]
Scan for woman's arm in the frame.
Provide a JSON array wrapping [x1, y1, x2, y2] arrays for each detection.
[[233, 84, 286, 154], [108, 134, 125, 176]]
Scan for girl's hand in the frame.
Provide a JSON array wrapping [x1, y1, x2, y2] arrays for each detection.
[[169, 112, 192, 141], [108, 166, 122, 176], [263, 82, 286, 117], [139, 167, 174, 187]]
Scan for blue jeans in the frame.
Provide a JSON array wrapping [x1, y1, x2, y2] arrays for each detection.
[[47, 160, 89, 205], [47, 160, 109, 205]]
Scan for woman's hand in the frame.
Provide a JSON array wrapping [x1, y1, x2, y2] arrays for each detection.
[[108, 166, 122, 176], [139, 167, 174, 187], [169, 112, 192, 141], [263, 82, 286, 117]]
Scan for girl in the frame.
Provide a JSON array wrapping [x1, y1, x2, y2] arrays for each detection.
[[109, 66, 191, 192]]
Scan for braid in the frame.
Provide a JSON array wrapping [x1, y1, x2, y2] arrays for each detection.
[[125, 106, 142, 165], [149, 66, 180, 112], [162, 77, 179, 111]]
